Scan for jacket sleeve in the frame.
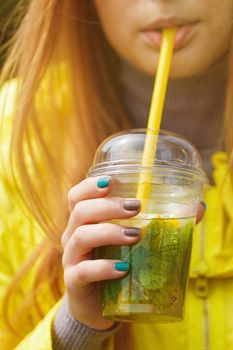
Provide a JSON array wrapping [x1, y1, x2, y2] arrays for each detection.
[[13, 301, 62, 350], [0, 80, 118, 350], [0, 168, 57, 350], [0, 78, 59, 350]]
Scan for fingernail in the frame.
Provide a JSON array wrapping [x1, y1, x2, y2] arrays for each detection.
[[97, 176, 111, 189], [123, 227, 140, 237], [200, 201, 207, 210], [122, 199, 141, 211], [115, 262, 130, 272]]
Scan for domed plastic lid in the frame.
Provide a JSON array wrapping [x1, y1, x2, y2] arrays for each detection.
[[87, 129, 208, 185]]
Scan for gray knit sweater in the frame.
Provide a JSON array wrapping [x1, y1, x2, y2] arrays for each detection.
[[52, 53, 228, 349]]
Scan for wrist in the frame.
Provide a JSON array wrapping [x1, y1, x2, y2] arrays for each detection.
[[53, 298, 122, 350], [65, 294, 116, 331]]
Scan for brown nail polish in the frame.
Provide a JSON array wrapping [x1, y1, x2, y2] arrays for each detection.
[[123, 227, 141, 237], [122, 199, 141, 211]]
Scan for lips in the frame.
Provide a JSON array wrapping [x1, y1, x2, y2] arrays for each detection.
[[141, 18, 198, 50], [143, 17, 196, 31]]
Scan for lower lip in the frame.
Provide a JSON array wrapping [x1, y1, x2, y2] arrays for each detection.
[[141, 24, 195, 50]]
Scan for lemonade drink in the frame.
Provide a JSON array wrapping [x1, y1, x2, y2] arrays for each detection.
[[87, 129, 208, 323], [100, 214, 195, 322]]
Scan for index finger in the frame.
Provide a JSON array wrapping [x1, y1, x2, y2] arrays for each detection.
[[67, 176, 114, 211]]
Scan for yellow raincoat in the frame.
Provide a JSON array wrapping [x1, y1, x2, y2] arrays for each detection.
[[0, 79, 233, 350]]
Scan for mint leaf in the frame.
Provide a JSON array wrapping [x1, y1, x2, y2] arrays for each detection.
[[139, 220, 179, 290]]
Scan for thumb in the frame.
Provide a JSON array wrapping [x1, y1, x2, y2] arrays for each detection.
[[196, 201, 207, 225]]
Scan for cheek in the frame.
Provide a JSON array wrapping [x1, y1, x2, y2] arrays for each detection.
[[208, 0, 233, 30], [206, 2, 233, 51], [94, 0, 131, 35], [94, 1, 136, 59]]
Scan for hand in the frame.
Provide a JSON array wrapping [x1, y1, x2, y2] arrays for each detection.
[[61, 176, 141, 331], [196, 201, 206, 224], [61, 176, 206, 331]]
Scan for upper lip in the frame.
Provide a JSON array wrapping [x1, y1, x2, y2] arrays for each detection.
[[142, 17, 197, 31]]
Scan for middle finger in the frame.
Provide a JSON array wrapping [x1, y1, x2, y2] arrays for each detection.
[[63, 197, 141, 244]]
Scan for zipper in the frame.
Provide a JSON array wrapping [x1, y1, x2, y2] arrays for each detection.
[[200, 219, 210, 350], [203, 298, 209, 350], [194, 219, 210, 350]]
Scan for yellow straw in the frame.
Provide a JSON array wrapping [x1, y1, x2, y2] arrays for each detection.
[[136, 28, 176, 212]]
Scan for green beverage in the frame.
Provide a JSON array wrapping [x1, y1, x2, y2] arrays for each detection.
[[101, 215, 195, 322], [87, 129, 208, 323]]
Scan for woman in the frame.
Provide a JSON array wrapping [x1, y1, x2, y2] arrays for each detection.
[[0, 1, 233, 349]]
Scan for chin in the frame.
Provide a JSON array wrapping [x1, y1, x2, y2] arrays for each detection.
[[169, 50, 217, 78], [170, 60, 209, 78], [132, 42, 222, 78]]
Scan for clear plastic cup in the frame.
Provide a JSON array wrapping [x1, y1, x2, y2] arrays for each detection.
[[87, 129, 209, 323]]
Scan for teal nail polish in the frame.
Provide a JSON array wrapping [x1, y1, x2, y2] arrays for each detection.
[[200, 201, 207, 210], [97, 176, 110, 189], [115, 262, 129, 272]]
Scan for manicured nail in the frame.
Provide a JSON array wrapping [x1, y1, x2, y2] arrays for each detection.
[[115, 262, 130, 272], [123, 227, 140, 237], [97, 176, 111, 189], [200, 201, 207, 210], [122, 199, 141, 211]]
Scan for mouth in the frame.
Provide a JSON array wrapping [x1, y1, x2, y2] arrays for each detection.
[[141, 17, 199, 50]]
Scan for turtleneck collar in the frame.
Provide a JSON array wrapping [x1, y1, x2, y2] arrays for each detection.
[[119, 54, 229, 181]]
